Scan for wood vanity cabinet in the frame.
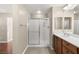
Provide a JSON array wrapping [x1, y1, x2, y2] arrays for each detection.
[[53, 35, 62, 54], [53, 35, 79, 54]]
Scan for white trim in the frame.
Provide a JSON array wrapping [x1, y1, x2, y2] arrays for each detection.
[[22, 46, 28, 54]]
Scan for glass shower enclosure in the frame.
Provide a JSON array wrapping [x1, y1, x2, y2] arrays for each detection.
[[28, 18, 50, 47]]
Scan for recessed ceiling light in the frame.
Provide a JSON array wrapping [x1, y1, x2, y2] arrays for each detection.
[[36, 10, 42, 14]]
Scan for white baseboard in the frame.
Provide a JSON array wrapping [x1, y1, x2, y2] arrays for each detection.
[[22, 46, 28, 54]]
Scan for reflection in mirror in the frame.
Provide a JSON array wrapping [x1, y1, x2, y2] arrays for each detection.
[[55, 17, 63, 29], [64, 17, 71, 29]]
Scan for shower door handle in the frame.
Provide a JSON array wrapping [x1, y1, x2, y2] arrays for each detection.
[[38, 21, 41, 45], [39, 23, 40, 40]]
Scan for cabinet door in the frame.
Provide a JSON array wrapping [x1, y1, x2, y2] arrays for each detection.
[[53, 35, 55, 49], [57, 37, 62, 54], [53, 35, 62, 54], [54, 36, 58, 53]]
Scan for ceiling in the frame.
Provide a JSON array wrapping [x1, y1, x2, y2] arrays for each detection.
[[74, 5, 79, 14], [0, 4, 78, 14], [0, 4, 65, 14], [0, 4, 13, 13], [24, 4, 65, 14]]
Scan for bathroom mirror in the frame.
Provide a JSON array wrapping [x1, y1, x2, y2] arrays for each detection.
[[55, 17, 63, 29], [64, 17, 72, 29]]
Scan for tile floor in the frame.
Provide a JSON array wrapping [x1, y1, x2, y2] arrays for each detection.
[[25, 47, 55, 54]]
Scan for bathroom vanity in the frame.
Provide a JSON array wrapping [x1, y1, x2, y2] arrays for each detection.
[[53, 32, 79, 54]]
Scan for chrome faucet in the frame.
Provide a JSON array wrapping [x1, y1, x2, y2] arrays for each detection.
[[63, 30, 70, 36]]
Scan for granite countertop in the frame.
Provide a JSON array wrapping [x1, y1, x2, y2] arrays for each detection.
[[54, 32, 79, 48]]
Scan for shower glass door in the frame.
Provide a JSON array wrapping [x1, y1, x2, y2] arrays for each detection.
[[28, 20, 40, 45]]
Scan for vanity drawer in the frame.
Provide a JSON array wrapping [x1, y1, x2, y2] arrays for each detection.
[[63, 40, 77, 53], [63, 46, 75, 54]]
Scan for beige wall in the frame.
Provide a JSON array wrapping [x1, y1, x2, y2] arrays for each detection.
[[0, 14, 7, 41], [12, 5, 29, 54], [47, 7, 53, 49]]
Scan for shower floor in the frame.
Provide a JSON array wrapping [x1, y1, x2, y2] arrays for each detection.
[[25, 47, 55, 54]]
